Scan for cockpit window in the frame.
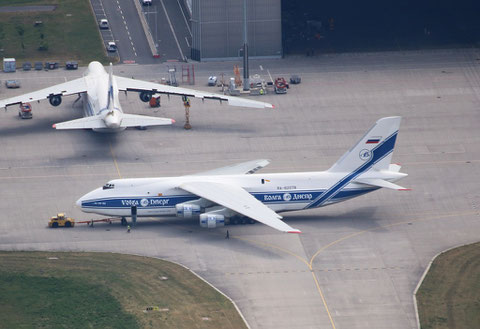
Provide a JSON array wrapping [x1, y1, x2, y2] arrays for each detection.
[[102, 183, 115, 190]]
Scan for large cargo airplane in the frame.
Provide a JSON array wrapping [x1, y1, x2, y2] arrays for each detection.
[[77, 117, 409, 232], [0, 61, 273, 132]]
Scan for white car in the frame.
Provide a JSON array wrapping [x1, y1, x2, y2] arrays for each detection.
[[207, 76, 217, 86], [141, 0, 152, 5], [99, 19, 109, 29], [106, 41, 117, 52]]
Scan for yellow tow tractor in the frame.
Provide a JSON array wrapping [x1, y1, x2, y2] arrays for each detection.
[[48, 213, 75, 228]]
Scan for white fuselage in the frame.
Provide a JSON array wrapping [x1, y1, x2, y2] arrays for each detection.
[[75, 170, 405, 218], [82, 62, 125, 132]]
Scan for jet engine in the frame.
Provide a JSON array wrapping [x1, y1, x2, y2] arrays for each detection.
[[176, 203, 201, 218], [48, 95, 62, 106], [199, 213, 225, 228], [139, 91, 152, 102]]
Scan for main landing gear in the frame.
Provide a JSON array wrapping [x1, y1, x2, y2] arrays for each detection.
[[121, 206, 137, 227]]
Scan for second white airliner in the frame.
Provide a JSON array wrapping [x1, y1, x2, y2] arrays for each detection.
[[0, 61, 273, 132]]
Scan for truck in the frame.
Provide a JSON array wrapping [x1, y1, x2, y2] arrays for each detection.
[[18, 103, 32, 119], [274, 77, 288, 94], [48, 213, 75, 228]]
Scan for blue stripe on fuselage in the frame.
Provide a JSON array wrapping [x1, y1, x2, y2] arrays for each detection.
[[81, 188, 377, 210]]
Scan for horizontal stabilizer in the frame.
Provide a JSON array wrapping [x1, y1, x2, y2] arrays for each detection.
[[389, 164, 402, 172], [354, 178, 410, 191], [53, 115, 107, 130], [120, 113, 174, 128]]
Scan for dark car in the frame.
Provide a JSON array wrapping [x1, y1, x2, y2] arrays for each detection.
[[66, 61, 78, 70], [45, 62, 59, 70], [5, 80, 21, 88], [290, 75, 301, 84], [22, 62, 32, 71]]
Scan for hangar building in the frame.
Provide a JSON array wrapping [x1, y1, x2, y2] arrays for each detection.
[[189, 0, 282, 61]]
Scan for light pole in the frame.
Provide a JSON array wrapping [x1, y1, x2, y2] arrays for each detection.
[[242, 0, 249, 91]]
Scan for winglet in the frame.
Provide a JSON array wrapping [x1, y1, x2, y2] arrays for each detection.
[[288, 229, 302, 234], [52, 124, 56, 129]]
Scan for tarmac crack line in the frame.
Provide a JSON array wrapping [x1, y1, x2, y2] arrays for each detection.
[[109, 141, 122, 178], [232, 235, 337, 329]]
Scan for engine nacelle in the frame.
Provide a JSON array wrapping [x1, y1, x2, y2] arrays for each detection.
[[139, 91, 153, 102], [199, 213, 225, 228], [176, 203, 201, 218], [48, 95, 62, 106]]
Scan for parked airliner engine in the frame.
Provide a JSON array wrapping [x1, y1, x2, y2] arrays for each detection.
[[199, 213, 225, 228], [48, 95, 62, 106], [175, 203, 201, 218], [139, 91, 152, 102]]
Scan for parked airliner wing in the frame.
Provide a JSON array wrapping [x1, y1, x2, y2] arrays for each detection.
[[190, 159, 270, 176], [0, 77, 87, 108], [114, 76, 274, 109], [179, 181, 301, 233]]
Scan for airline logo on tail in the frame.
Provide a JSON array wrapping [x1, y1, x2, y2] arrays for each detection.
[[359, 149, 372, 161]]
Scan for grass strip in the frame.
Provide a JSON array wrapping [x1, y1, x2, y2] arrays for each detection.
[[0, 251, 247, 329], [0, 0, 109, 64], [417, 242, 480, 329]]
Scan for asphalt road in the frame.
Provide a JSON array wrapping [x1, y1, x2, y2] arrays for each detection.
[[0, 49, 480, 329], [141, 0, 192, 62], [91, 0, 160, 64]]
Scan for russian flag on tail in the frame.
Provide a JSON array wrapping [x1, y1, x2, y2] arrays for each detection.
[[366, 136, 382, 144]]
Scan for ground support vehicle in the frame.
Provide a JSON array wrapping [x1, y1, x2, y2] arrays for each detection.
[[18, 103, 32, 119], [48, 213, 75, 228], [274, 77, 288, 94]]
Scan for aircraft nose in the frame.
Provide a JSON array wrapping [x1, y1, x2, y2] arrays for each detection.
[[76, 196, 84, 208]]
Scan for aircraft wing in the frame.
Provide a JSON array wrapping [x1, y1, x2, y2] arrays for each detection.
[[114, 75, 274, 109], [190, 159, 270, 176], [179, 181, 301, 233], [0, 77, 87, 108]]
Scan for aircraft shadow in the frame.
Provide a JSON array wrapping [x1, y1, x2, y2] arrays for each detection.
[[111, 218, 292, 260], [167, 122, 257, 134], [282, 206, 388, 232], [0, 117, 57, 137]]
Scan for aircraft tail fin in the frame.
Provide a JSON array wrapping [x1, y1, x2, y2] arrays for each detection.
[[107, 63, 114, 110], [328, 117, 402, 173]]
